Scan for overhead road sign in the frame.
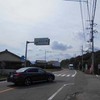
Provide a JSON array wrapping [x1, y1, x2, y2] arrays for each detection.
[[34, 38, 50, 45]]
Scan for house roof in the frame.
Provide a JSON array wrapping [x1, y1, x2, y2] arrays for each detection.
[[48, 61, 60, 64], [0, 49, 21, 62], [35, 60, 46, 63]]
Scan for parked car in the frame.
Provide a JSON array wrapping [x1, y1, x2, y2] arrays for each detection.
[[7, 67, 55, 85]]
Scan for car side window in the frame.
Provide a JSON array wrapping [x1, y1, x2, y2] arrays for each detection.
[[38, 69, 45, 73], [27, 68, 38, 73]]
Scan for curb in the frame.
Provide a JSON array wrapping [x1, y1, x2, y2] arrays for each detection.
[[0, 78, 7, 82]]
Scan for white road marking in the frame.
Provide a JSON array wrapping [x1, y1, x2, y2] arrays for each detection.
[[96, 75, 99, 77], [48, 83, 74, 100], [72, 70, 77, 77], [66, 74, 70, 77], [0, 88, 15, 94], [54, 70, 77, 78], [54, 74, 57, 76], [57, 74, 61, 76], [61, 74, 66, 77]]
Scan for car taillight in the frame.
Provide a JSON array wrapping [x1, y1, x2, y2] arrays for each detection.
[[14, 73, 21, 77]]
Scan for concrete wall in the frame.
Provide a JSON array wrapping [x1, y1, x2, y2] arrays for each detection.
[[0, 69, 16, 75]]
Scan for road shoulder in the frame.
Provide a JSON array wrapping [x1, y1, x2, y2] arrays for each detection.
[[76, 72, 100, 100]]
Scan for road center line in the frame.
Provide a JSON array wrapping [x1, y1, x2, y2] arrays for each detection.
[[0, 88, 15, 94], [48, 83, 74, 100]]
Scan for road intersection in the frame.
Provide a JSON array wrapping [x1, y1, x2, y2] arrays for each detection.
[[0, 69, 100, 100]]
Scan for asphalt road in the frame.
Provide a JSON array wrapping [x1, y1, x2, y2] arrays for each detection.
[[0, 69, 77, 100], [1, 69, 100, 100]]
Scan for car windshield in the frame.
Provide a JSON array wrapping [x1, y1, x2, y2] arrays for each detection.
[[16, 67, 31, 73]]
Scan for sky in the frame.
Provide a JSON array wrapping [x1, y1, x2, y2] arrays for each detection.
[[0, 0, 100, 62]]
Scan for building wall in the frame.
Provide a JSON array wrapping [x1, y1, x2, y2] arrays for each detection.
[[0, 69, 16, 75], [0, 53, 21, 62]]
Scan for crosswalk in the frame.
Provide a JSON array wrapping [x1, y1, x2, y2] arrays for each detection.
[[54, 73, 75, 78], [53, 70, 77, 78]]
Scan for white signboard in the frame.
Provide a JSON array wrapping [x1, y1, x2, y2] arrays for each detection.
[[34, 38, 50, 45]]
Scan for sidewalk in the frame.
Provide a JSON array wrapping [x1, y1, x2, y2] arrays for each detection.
[[0, 75, 7, 82], [76, 73, 100, 100], [0, 78, 6, 82]]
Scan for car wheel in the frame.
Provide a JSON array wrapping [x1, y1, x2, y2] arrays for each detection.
[[24, 77, 31, 86], [48, 76, 54, 82]]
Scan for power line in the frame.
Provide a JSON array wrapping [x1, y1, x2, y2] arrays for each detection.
[[64, 0, 87, 2], [79, 0, 86, 41], [92, 0, 97, 21], [87, 0, 91, 21], [64, 0, 87, 42]]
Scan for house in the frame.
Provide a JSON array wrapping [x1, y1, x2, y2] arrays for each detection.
[[34, 60, 61, 69], [48, 61, 61, 68], [0, 49, 31, 69], [34, 60, 47, 68], [0, 49, 32, 75]]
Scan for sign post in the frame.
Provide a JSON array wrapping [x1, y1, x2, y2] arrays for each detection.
[[25, 38, 50, 67]]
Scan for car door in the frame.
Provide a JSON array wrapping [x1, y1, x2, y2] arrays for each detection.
[[38, 68, 47, 81], [26, 68, 40, 82]]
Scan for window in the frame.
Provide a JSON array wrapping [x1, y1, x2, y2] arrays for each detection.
[[38, 69, 45, 73], [27, 68, 38, 73]]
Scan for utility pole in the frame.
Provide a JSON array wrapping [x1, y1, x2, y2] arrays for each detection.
[[90, 0, 97, 74], [45, 50, 47, 62], [64, 0, 97, 74], [45, 50, 47, 68], [82, 45, 84, 71], [90, 19, 94, 74]]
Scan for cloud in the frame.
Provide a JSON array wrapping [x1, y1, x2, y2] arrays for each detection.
[[51, 41, 72, 51]]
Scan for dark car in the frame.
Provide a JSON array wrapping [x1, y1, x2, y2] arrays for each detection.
[[7, 67, 55, 85]]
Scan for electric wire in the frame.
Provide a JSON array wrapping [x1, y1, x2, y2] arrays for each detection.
[[92, 0, 97, 21], [79, 0, 86, 41], [86, 0, 91, 21]]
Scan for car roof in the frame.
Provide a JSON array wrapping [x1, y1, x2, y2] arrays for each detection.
[[16, 67, 40, 72]]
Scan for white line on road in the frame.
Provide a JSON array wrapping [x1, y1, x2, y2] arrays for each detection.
[[61, 74, 66, 77], [72, 70, 77, 77], [0, 88, 15, 94], [96, 75, 99, 77], [57, 74, 61, 76], [48, 83, 74, 100], [66, 74, 70, 77]]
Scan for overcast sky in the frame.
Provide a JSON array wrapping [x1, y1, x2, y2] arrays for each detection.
[[0, 0, 100, 62]]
